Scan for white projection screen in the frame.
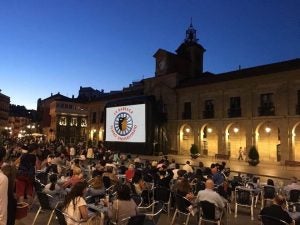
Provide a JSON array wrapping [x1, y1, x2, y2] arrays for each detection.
[[105, 104, 146, 143]]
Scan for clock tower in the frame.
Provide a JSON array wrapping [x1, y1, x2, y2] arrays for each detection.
[[176, 21, 206, 76]]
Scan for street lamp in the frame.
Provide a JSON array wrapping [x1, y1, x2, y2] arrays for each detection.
[[26, 124, 35, 136], [4, 126, 12, 137]]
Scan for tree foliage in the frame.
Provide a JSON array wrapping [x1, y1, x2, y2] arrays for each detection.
[[190, 144, 199, 155]]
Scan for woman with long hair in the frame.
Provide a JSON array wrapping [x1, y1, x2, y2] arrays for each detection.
[[176, 178, 195, 201], [43, 173, 66, 208], [108, 184, 137, 224], [63, 181, 90, 224]]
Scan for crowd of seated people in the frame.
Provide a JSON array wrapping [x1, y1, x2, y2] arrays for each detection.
[[3, 137, 300, 225]]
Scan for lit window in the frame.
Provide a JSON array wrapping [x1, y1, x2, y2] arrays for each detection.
[[59, 117, 67, 126], [70, 117, 78, 126], [81, 118, 87, 127]]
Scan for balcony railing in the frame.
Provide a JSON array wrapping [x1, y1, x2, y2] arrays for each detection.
[[182, 112, 191, 120], [203, 110, 214, 119], [258, 105, 275, 116], [228, 108, 241, 118]]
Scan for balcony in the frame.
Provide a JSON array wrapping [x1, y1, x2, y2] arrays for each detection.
[[203, 110, 214, 119], [258, 105, 275, 116], [228, 108, 241, 118]]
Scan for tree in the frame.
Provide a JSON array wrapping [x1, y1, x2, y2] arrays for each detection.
[[248, 146, 259, 166], [190, 144, 199, 155]]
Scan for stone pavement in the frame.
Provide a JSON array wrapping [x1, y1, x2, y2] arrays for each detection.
[[15, 155, 300, 225]]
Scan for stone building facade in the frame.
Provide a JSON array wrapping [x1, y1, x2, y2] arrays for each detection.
[[38, 24, 300, 162]]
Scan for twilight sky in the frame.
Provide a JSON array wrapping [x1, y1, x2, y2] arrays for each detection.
[[0, 0, 299, 110]]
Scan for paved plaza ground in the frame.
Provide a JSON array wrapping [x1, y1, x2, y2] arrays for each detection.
[[15, 155, 300, 225]]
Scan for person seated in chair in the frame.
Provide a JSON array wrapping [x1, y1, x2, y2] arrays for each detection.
[[108, 184, 138, 224], [260, 194, 294, 225], [43, 173, 66, 208], [195, 179, 225, 219], [284, 177, 300, 199], [176, 178, 195, 202]]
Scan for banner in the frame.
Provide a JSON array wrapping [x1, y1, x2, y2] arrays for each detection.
[[105, 104, 146, 143]]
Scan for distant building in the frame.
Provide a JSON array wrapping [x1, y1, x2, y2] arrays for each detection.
[[37, 92, 89, 143], [0, 90, 10, 130], [37, 23, 300, 163], [78, 86, 104, 101], [8, 105, 38, 138]]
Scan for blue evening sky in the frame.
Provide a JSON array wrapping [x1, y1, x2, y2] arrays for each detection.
[[0, 0, 299, 109]]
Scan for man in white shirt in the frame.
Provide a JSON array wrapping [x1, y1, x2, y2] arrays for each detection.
[[196, 179, 225, 219], [182, 161, 193, 174], [0, 147, 8, 225], [284, 177, 300, 197]]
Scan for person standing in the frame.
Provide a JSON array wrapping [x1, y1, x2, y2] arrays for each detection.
[[15, 144, 37, 205], [0, 146, 8, 225], [238, 147, 243, 160], [2, 163, 17, 225]]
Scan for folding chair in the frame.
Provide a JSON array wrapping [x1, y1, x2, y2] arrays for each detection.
[[171, 195, 192, 225], [261, 185, 276, 209], [234, 187, 255, 220], [258, 214, 290, 225], [153, 186, 171, 216], [198, 200, 223, 225], [138, 201, 164, 224], [109, 214, 146, 225], [32, 192, 57, 225], [131, 194, 143, 207], [55, 206, 96, 225], [289, 189, 300, 203]]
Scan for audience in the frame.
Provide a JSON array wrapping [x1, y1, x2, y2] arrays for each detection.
[[260, 194, 293, 225]]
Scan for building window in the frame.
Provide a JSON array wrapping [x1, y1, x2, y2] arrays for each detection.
[[258, 93, 275, 116], [59, 117, 67, 126], [228, 97, 241, 117], [203, 100, 214, 119], [92, 112, 97, 123], [81, 118, 87, 127], [70, 117, 77, 126], [182, 102, 191, 120]]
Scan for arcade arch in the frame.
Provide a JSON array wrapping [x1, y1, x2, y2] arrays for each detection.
[[225, 123, 246, 159], [179, 124, 194, 155], [292, 122, 300, 161], [199, 123, 218, 157], [256, 121, 280, 162]]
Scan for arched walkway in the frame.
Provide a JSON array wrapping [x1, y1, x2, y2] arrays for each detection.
[[179, 124, 194, 155], [256, 121, 280, 162], [199, 124, 218, 157]]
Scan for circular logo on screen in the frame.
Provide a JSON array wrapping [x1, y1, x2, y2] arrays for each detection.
[[113, 112, 133, 136]]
